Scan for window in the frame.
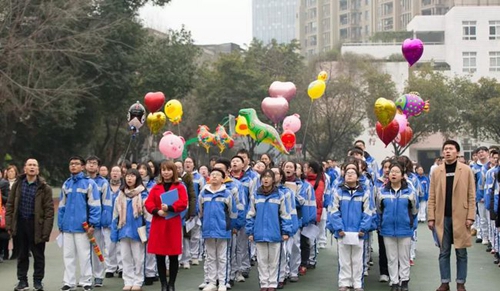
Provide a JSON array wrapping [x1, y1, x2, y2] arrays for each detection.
[[490, 52, 500, 72], [383, 18, 394, 31], [340, 14, 349, 25], [463, 21, 477, 40], [490, 21, 500, 40], [463, 52, 477, 73]]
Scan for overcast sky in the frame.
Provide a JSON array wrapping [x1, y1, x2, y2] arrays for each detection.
[[139, 0, 253, 46]]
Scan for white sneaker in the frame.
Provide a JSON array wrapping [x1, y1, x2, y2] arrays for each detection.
[[202, 283, 217, 291], [183, 262, 191, 269], [191, 259, 200, 265], [235, 273, 245, 282], [363, 270, 369, 277], [198, 282, 208, 290], [482, 239, 489, 245], [218, 285, 227, 291], [225, 283, 232, 289], [379, 275, 389, 282]]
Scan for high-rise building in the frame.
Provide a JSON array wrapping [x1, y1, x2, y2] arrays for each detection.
[[297, 0, 500, 57], [252, 0, 299, 44]]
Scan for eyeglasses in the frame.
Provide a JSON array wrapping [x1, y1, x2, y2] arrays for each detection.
[[389, 170, 402, 174]]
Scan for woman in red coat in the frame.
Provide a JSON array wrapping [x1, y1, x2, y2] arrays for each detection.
[[145, 160, 188, 291]]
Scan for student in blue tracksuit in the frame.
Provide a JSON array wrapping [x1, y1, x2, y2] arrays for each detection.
[[374, 158, 393, 283], [198, 169, 238, 291], [281, 161, 315, 282], [377, 162, 418, 291], [111, 169, 148, 291], [471, 146, 490, 243], [484, 150, 499, 254], [212, 158, 245, 289], [327, 162, 372, 291], [230, 151, 259, 282], [137, 162, 158, 285], [59, 156, 101, 291], [105, 166, 123, 278], [272, 167, 298, 288], [415, 164, 430, 223], [246, 169, 292, 291], [85, 156, 111, 287]]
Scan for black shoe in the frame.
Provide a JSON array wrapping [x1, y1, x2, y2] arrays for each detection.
[[144, 277, 154, 286], [168, 284, 175, 291], [277, 282, 285, 289], [390, 284, 401, 291], [117, 271, 123, 278], [153, 276, 159, 282], [60, 285, 75, 291], [306, 264, 316, 269], [83, 285, 93, 291], [401, 280, 409, 291], [105, 272, 114, 278], [161, 282, 168, 291], [14, 281, 29, 291], [242, 271, 249, 278], [476, 238, 482, 243], [228, 280, 234, 287], [33, 280, 44, 291]]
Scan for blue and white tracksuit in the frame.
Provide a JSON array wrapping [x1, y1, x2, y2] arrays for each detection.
[[246, 186, 292, 289], [105, 183, 122, 273], [277, 185, 298, 283], [407, 172, 422, 260], [110, 188, 148, 287], [234, 168, 259, 276], [416, 174, 430, 222], [365, 154, 379, 181], [377, 184, 418, 286], [90, 175, 110, 280], [327, 183, 372, 289], [198, 184, 238, 286], [190, 171, 206, 261], [472, 161, 489, 240], [142, 178, 157, 278], [485, 166, 499, 251], [59, 172, 101, 287]]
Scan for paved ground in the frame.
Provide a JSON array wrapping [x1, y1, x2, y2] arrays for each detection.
[[1, 223, 499, 291]]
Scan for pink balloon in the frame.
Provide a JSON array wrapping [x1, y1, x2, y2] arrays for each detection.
[[394, 113, 407, 134], [268, 81, 297, 102], [282, 114, 301, 133], [159, 131, 185, 159], [402, 38, 424, 67], [261, 96, 289, 125]]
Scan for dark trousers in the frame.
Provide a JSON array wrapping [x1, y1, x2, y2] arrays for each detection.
[[17, 217, 46, 281], [377, 231, 389, 276], [156, 254, 178, 286], [300, 234, 310, 267]]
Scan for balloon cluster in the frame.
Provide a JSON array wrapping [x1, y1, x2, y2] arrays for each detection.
[[196, 125, 234, 153], [374, 92, 429, 147], [142, 92, 184, 134]]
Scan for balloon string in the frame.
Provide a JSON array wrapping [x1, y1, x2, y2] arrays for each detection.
[[123, 135, 133, 161], [301, 101, 314, 152]]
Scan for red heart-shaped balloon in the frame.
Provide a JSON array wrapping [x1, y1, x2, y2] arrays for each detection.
[[281, 130, 296, 151], [376, 120, 399, 147], [144, 92, 165, 113], [398, 126, 413, 147]]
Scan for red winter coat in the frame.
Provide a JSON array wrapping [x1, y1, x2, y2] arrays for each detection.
[[306, 173, 325, 222], [146, 182, 188, 255]]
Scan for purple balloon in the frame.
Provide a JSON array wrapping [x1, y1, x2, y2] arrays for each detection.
[[261, 97, 289, 125], [402, 38, 424, 67]]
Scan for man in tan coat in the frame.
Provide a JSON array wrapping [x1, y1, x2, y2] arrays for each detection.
[[428, 140, 476, 291]]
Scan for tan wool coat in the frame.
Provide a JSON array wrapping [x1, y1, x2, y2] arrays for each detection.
[[428, 161, 476, 249]]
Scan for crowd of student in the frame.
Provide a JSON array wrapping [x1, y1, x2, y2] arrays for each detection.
[[1, 139, 499, 291]]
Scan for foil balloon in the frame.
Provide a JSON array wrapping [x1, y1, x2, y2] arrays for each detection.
[[235, 116, 250, 136], [281, 130, 296, 152], [317, 71, 328, 81], [268, 81, 297, 102], [144, 92, 165, 113], [397, 126, 413, 147], [159, 131, 185, 159], [127, 101, 146, 131], [165, 99, 183, 124], [402, 38, 424, 67], [376, 120, 399, 147], [394, 113, 407, 134], [374, 98, 397, 127], [238, 108, 289, 154], [282, 114, 301, 133], [215, 124, 235, 153], [395, 92, 430, 118], [261, 96, 289, 125], [197, 125, 217, 153], [146, 112, 166, 135], [307, 80, 326, 100]]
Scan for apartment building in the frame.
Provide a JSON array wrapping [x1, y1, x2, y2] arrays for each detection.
[[252, 0, 299, 44]]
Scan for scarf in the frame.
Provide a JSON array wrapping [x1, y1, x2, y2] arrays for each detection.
[[285, 175, 297, 182], [117, 185, 145, 229]]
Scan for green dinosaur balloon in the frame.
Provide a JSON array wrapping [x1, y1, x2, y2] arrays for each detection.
[[238, 108, 289, 154]]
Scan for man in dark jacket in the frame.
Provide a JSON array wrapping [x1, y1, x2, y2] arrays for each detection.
[[5, 159, 54, 291]]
